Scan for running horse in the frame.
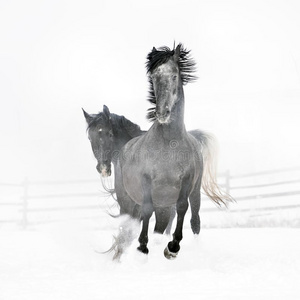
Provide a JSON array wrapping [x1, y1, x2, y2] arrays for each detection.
[[116, 44, 231, 259]]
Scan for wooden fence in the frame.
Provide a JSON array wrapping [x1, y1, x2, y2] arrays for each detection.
[[228, 167, 300, 200], [0, 178, 105, 229], [1, 167, 300, 229]]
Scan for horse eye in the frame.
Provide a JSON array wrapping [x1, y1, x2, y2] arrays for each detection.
[[172, 75, 177, 81]]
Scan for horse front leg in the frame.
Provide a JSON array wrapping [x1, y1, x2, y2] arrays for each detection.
[[164, 198, 188, 259], [137, 175, 153, 254], [164, 181, 190, 259], [137, 202, 153, 254]]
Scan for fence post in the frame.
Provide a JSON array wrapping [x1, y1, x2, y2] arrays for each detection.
[[21, 177, 29, 229], [225, 169, 230, 195]]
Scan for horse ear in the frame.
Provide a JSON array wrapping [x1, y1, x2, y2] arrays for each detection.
[[82, 108, 93, 124], [152, 47, 157, 52], [103, 105, 111, 119], [174, 44, 181, 60]]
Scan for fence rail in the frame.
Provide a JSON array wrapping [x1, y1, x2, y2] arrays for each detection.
[[1, 167, 300, 229], [225, 167, 300, 201]]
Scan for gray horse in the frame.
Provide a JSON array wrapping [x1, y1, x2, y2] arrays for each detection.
[[115, 44, 232, 259]]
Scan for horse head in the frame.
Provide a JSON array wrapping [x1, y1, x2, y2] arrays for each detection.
[[146, 44, 196, 124], [83, 105, 113, 177]]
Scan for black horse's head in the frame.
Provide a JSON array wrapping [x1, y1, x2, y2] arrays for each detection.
[[83, 105, 113, 177], [146, 43, 197, 124]]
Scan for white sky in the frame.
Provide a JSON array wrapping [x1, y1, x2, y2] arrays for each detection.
[[1, 0, 300, 182]]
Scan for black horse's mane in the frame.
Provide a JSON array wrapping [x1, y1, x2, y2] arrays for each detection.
[[146, 43, 197, 121], [116, 114, 143, 138], [87, 112, 108, 130], [88, 111, 143, 138]]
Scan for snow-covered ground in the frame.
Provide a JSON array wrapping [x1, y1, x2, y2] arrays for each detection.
[[1, 212, 300, 300], [1, 173, 300, 299]]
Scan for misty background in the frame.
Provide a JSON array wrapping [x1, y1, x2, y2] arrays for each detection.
[[1, 2, 300, 298], [1, 0, 300, 184]]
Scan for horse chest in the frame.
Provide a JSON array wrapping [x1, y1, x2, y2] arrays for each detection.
[[148, 160, 186, 206], [121, 132, 200, 207]]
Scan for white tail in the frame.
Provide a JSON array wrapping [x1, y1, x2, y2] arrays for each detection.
[[189, 130, 233, 206]]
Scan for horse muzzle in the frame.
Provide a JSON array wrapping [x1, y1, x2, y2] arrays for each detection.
[[156, 110, 171, 124], [96, 163, 112, 177]]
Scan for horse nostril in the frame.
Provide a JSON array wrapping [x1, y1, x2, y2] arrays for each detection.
[[156, 111, 170, 118]]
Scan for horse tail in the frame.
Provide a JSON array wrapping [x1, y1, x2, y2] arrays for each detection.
[[189, 130, 234, 207]]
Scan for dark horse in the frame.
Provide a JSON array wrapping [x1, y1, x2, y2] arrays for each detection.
[[114, 44, 231, 259], [83, 106, 145, 219], [83, 105, 144, 179]]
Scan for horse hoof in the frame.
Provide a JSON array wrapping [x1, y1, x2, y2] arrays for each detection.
[[137, 245, 149, 254], [164, 246, 178, 260]]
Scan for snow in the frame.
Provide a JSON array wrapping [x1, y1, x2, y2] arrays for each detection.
[[1, 173, 300, 299], [1, 217, 300, 299]]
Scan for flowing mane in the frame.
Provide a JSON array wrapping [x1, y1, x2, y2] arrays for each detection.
[[146, 43, 197, 121], [113, 114, 143, 138]]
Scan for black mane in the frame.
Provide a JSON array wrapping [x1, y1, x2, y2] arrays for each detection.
[[88, 111, 143, 138], [115, 114, 144, 138], [87, 112, 108, 130], [146, 43, 197, 121]]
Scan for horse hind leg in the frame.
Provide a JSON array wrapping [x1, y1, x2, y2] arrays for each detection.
[[165, 205, 176, 235], [189, 184, 201, 234], [154, 207, 172, 234]]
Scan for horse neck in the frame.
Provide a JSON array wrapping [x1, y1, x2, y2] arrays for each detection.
[[111, 131, 130, 166], [111, 116, 133, 154]]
